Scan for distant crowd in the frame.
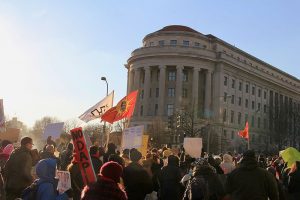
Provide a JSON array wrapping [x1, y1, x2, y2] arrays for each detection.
[[0, 136, 299, 200]]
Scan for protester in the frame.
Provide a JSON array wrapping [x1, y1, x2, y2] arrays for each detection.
[[104, 143, 117, 163], [220, 153, 235, 175], [183, 158, 226, 200], [109, 154, 125, 168], [267, 166, 286, 200], [40, 144, 61, 169], [0, 144, 14, 200], [22, 158, 71, 200], [46, 136, 57, 149], [225, 150, 279, 200], [123, 149, 153, 200], [288, 161, 300, 200], [158, 155, 182, 200], [68, 154, 84, 200], [3, 137, 34, 200], [81, 161, 127, 200], [90, 145, 103, 174], [60, 143, 73, 170], [208, 155, 224, 174], [121, 149, 131, 167]]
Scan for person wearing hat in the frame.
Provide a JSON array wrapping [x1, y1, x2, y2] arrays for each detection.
[[81, 161, 127, 200], [3, 137, 34, 200], [225, 150, 279, 200], [123, 149, 153, 200]]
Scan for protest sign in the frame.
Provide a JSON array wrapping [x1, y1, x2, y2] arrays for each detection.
[[70, 127, 96, 185], [122, 125, 144, 149], [183, 138, 202, 158], [43, 122, 64, 140], [56, 170, 71, 194], [138, 135, 149, 157]]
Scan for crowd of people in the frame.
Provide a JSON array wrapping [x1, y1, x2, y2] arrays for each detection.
[[0, 136, 299, 200]]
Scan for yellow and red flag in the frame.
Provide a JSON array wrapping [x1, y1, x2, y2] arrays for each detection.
[[238, 121, 249, 140], [101, 90, 138, 123]]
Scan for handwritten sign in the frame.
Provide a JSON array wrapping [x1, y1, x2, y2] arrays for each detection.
[[56, 170, 71, 194], [122, 125, 144, 149]]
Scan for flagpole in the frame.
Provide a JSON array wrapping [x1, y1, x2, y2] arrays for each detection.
[[247, 138, 250, 150]]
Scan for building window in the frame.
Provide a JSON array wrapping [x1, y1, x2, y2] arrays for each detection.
[[245, 114, 249, 123], [231, 131, 235, 139], [183, 71, 188, 82], [232, 79, 235, 88], [230, 110, 234, 123], [167, 104, 174, 116], [149, 42, 154, 46], [238, 112, 241, 124], [140, 105, 144, 116], [223, 109, 227, 122], [183, 40, 189, 46], [182, 88, 188, 98], [194, 42, 200, 47], [168, 71, 176, 81], [258, 117, 261, 128], [252, 86, 255, 95], [156, 88, 159, 97], [224, 92, 227, 102], [154, 104, 158, 116], [170, 40, 177, 46], [223, 129, 227, 138], [238, 97, 242, 106], [264, 118, 267, 129], [231, 95, 235, 104], [246, 84, 249, 93], [251, 115, 255, 127], [245, 99, 249, 108], [264, 104, 267, 113], [258, 103, 261, 111], [159, 40, 164, 46], [168, 88, 175, 97], [224, 76, 228, 86], [239, 82, 242, 91], [258, 89, 261, 97], [252, 101, 255, 110], [264, 91, 267, 99]]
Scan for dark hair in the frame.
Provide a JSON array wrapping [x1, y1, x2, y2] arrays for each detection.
[[1, 140, 12, 148], [109, 154, 125, 167], [90, 145, 99, 156], [21, 137, 33, 146]]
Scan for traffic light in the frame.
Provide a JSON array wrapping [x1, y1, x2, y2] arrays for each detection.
[[168, 116, 174, 129]]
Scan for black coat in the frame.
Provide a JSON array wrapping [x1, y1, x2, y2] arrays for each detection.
[[226, 158, 279, 200], [123, 162, 153, 200], [288, 169, 300, 200], [91, 156, 103, 174]]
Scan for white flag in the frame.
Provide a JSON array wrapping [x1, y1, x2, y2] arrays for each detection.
[[79, 91, 114, 122], [0, 99, 5, 132]]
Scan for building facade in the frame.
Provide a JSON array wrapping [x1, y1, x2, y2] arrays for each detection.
[[126, 25, 300, 153]]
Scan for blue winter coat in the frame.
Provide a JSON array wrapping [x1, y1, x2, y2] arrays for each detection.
[[30, 158, 68, 200]]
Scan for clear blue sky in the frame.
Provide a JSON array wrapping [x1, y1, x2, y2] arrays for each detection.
[[0, 0, 299, 127]]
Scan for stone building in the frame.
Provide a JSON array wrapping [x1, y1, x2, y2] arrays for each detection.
[[125, 25, 300, 153]]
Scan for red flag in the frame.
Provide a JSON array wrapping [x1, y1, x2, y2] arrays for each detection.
[[238, 122, 249, 140], [101, 90, 138, 123]]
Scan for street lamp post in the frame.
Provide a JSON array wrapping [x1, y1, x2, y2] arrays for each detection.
[[101, 77, 108, 147]]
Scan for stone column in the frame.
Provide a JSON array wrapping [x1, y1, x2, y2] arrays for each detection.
[[127, 68, 134, 94], [143, 66, 151, 116], [133, 68, 140, 90], [176, 65, 184, 109], [158, 66, 166, 116], [213, 63, 224, 122], [193, 67, 200, 118], [204, 69, 212, 118]]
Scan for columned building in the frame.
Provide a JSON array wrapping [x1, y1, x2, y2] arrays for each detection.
[[126, 25, 300, 153]]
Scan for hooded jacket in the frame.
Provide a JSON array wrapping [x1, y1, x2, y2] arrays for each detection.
[[226, 157, 279, 200], [31, 158, 68, 200]]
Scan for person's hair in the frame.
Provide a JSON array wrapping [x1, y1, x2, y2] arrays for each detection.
[[1, 140, 12, 149], [89, 145, 99, 156], [46, 145, 54, 153], [109, 154, 125, 167], [21, 137, 33, 146]]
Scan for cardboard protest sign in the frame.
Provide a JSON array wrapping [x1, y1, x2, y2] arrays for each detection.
[[138, 135, 149, 157], [56, 170, 71, 194], [70, 127, 96, 185], [43, 122, 64, 140], [183, 138, 202, 158], [122, 125, 144, 149]]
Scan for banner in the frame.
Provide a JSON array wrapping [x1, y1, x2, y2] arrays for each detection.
[[56, 170, 71, 194], [122, 125, 144, 149], [70, 127, 96, 185], [183, 138, 202, 158], [79, 91, 114, 122], [43, 122, 65, 139], [0, 99, 5, 132]]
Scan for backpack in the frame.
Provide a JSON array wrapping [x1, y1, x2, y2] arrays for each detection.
[[21, 182, 40, 200]]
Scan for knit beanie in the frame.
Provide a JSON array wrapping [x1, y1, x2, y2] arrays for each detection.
[[100, 161, 123, 183]]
